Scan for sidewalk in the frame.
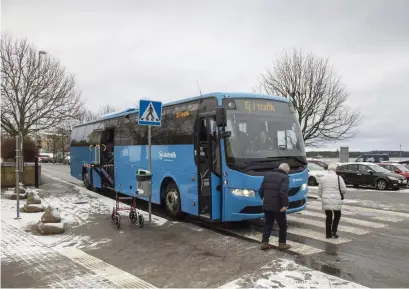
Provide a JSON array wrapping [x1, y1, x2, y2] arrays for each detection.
[[1, 221, 116, 288], [1, 221, 155, 288]]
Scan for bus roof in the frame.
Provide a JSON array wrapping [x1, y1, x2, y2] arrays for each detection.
[[75, 92, 289, 127]]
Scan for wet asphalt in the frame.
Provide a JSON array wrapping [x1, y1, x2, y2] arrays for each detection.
[[41, 164, 409, 288]]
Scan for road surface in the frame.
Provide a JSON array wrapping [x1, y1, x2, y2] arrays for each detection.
[[38, 164, 409, 288]]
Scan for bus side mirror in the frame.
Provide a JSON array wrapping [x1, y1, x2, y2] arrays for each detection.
[[216, 107, 227, 127]]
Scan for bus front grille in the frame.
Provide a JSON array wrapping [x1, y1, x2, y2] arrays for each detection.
[[288, 186, 301, 196]]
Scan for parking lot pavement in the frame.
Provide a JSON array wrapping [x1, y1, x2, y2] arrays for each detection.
[[1, 176, 366, 288], [25, 164, 409, 287]]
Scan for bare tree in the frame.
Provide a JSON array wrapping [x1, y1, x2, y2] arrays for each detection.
[[1, 34, 84, 138], [254, 48, 362, 147]]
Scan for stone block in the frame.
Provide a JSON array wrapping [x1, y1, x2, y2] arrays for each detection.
[[41, 206, 62, 223], [37, 222, 65, 235], [23, 203, 45, 213], [26, 191, 41, 205]]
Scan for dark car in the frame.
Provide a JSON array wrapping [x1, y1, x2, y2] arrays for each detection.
[[336, 162, 405, 190], [355, 154, 389, 163]]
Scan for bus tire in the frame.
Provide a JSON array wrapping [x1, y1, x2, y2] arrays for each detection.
[[83, 172, 92, 190], [164, 183, 183, 219]]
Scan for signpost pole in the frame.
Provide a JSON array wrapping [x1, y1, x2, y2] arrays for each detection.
[[138, 99, 162, 224], [15, 134, 21, 220], [148, 125, 152, 222]]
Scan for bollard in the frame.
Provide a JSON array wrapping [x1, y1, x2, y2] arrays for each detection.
[[35, 157, 39, 188]]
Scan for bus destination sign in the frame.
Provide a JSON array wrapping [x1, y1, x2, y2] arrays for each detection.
[[232, 99, 276, 113]]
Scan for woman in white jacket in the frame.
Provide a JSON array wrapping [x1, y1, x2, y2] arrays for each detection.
[[318, 163, 347, 239]]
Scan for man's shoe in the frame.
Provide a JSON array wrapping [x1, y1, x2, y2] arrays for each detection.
[[260, 242, 273, 250], [278, 242, 291, 250], [326, 234, 332, 239], [332, 232, 339, 238]]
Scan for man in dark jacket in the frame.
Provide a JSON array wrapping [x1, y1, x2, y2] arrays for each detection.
[[258, 163, 291, 250]]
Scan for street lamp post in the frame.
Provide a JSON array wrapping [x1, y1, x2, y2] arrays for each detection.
[[400, 144, 402, 161]]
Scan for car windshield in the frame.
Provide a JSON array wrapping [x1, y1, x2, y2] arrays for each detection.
[[368, 164, 390, 173], [224, 98, 305, 164], [395, 164, 409, 172], [308, 163, 325, 171]]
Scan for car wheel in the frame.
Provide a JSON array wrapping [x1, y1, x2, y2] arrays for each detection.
[[376, 179, 387, 190], [164, 183, 184, 219], [308, 176, 318, 186]]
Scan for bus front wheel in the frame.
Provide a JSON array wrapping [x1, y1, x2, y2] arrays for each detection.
[[164, 183, 183, 219], [83, 172, 91, 190]]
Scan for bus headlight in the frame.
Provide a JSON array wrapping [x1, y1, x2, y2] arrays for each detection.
[[231, 189, 255, 197], [301, 183, 308, 191]]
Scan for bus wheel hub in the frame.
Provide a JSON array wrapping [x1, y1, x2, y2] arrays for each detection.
[[166, 190, 178, 210]]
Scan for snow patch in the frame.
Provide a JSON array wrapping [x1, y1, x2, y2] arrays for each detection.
[[219, 259, 367, 288]]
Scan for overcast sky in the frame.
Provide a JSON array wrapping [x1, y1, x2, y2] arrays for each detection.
[[2, 0, 409, 151]]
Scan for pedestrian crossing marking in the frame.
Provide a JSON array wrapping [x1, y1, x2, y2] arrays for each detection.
[[288, 215, 370, 235], [287, 227, 350, 244], [227, 230, 323, 255], [308, 201, 409, 218], [371, 216, 404, 223], [299, 210, 387, 228], [217, 201, 409, 256]]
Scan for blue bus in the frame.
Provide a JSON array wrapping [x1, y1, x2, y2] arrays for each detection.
[[70, 92, 308, 222]]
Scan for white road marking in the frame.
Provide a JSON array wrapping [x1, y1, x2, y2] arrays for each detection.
[[299, 210, 386, 228], [287, 227, 350, 244], [371, 216, 404, 223], [57, 247, 156, 288], [306, 203, 357, 216], [308, 200, 409, 218], [219, 258, 368, 288], [288, 215, 370, 235], [224, 229, 323, 255]]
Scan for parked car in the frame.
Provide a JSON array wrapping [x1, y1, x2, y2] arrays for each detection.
[[307, 158, 328, 170], [38, 154, 52, 163], [336, 162, 406, 190], [398, 160, 409, 169], [378, 162, 409, 183], [63, 155, 70, 165], [307, 162, 330, 186], [355, 154, 389, 163]]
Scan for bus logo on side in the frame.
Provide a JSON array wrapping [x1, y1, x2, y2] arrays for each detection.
[[159, 151, 177, 160]]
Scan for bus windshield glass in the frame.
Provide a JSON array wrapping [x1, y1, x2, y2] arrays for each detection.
[[223, 98, 305, 165]]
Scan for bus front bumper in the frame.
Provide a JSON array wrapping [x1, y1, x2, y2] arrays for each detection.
[[227, 197, 307, 222]]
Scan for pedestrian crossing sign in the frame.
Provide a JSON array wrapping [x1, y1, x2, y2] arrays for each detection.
[[138, 100, 162, 126]]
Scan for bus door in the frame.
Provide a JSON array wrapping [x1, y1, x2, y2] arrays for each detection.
[[100, 128, 115, 189], [196, 113, 222, 220]]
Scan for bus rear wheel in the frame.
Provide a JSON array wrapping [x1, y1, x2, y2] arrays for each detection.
[[164, 183, 183, 219]]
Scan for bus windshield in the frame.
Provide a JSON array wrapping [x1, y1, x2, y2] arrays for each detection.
[[224, 98, 305, 165]]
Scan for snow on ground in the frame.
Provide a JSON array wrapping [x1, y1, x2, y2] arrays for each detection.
[[43, 172, 169, 226], [1, 177, 169, 250], [219, 258, 367, 288], [1, 186, 113, 250]]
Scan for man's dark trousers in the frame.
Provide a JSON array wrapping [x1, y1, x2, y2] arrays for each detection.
[[262, 210, 287, 243]]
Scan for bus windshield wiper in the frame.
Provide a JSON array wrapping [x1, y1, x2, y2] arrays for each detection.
[[267, 156, 307, 165], [239, 159, 277, 169]]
